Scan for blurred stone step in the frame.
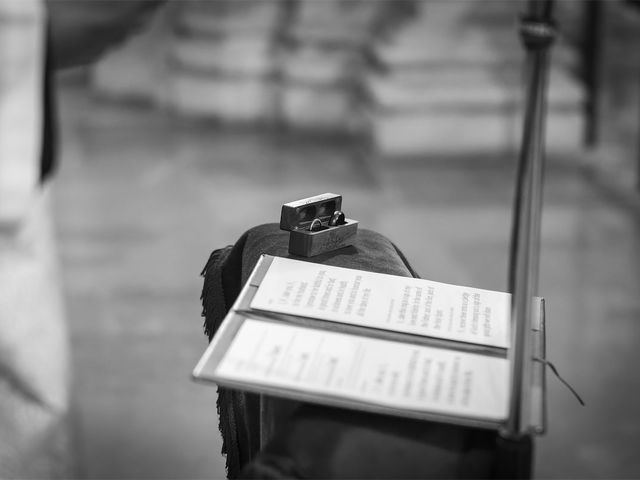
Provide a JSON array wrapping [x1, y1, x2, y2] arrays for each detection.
[[288, 0, 396, 47], [377, 33, 579, 78], [368, 64, 585, 156], [371, 106, 584, 157], [282, 46, 367, 85], [295, 0, 383, 27], [169, 73, 277, 122], [368, 65, 584, 111], [289, 24, 374, 48], [170, 36, 276, 76], [370, 76, 584, 156], [281, 83, 364, 132], [176, 0, 284, 35]]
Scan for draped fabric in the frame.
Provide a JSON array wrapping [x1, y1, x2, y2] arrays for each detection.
[[200, 224, 508, 479]]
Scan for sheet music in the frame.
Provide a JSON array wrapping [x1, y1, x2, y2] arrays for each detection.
[[215, 319, 509, 420], [250, 257, 511, 348]]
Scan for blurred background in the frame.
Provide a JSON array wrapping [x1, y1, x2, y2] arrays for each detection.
[[44, 0, 640, 478]]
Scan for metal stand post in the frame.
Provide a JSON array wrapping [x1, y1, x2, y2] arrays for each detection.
[[583, 0, 603, 147], [500, 0, 556, 477]]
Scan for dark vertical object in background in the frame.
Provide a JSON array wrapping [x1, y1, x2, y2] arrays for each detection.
[[633, 2, 640, 192], [620, 0, 640, 192], [502, 0, 555, 477], [40, 26, 57, 183], [582, 0, 603, 148]]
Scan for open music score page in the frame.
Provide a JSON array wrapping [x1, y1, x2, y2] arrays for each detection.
[[250, 257, 511, 349], [214, 319, 509, 421], [193, 255, 535, 427]]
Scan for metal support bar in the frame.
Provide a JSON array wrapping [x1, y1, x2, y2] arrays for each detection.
[[583, 0, 603, 147], [504, 0, 555, 444], [637, 73, 640, 192]]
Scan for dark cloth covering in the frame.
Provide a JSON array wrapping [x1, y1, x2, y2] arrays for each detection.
[[201, 224, 526, 479]]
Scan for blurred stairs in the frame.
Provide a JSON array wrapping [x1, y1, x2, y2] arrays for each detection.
[[89, 1, 586, 159], [90, 0, 398, 131], [168, 1, 283, 122], [369, 1, 585, 158]]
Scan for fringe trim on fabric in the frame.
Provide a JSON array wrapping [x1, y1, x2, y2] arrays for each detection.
[[216, 387, 240, 478], [201, 245, 241, 477], [200, 246, 233, 340]]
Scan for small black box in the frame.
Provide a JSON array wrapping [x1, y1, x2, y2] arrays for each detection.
[[280, 193, 358, 257]]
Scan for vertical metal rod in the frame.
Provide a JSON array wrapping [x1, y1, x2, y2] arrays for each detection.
[[637, 75, 640, 192], [504, 0, 554, 440], [528, 48, 551, 298], [583, 0, 603, 147]]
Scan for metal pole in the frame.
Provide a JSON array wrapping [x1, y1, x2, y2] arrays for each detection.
[[583, 0, 603, 147], [504, 0, 555, 441], [637, 74, 640, 192]]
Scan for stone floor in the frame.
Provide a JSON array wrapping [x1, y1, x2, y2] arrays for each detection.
[[53, 79, 640, 478]]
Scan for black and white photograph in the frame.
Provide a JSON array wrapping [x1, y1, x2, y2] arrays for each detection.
[[1, 0, 639, 478]]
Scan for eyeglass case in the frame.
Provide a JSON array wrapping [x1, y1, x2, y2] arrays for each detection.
[[280, 193, 358, 257]]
